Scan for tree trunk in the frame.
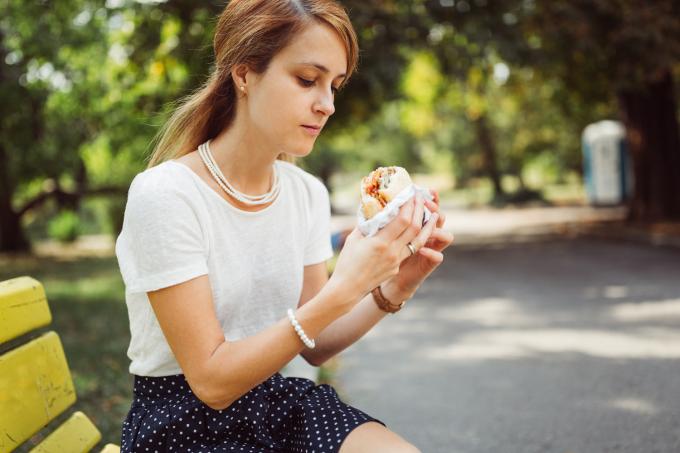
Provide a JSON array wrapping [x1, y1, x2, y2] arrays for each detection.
[[0, 33, 30, 252], [473, 115, 504, 199], [517, 171, 526, 191], [0, 143, 31, 253], [54, 157, 88, 212], [618, 68, 680, 221]]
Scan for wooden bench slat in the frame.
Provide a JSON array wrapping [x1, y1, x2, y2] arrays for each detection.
[[29, 411, 101, 453], [0, 332, 76, 453], [0, 276, 52, 344]]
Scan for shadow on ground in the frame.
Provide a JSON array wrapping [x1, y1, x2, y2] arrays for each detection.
[[335, 238, 680, 453]]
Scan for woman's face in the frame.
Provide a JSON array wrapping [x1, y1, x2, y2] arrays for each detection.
[[244, 22, 348, 157]]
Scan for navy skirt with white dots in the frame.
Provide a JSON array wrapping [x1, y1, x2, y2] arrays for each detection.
[[121, 372, 385, 452]]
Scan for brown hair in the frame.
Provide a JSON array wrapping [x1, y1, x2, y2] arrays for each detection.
[[145, 0, 359, 169]]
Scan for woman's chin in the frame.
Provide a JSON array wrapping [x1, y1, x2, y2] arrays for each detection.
[[286, 142, 315, 158]]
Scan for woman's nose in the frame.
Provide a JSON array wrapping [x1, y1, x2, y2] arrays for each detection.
[[315, 91, 335, 116]]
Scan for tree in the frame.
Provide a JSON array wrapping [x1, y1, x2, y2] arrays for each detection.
[[0, 0, 109, 252], [1, 0, 432, 252], [515, 0, 680, 220], [407, 1, 524, 199]]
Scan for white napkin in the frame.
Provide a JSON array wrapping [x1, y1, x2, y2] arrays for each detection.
[[357, 184, 434, 237]]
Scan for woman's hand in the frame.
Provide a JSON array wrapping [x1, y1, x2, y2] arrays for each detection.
[[381, 189, 454, 302], [328, 193, 439, 310]]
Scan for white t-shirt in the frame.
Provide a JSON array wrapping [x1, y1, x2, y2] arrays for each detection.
[[114, 159, 333, 376]]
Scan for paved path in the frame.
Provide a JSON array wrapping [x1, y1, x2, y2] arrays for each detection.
[[335, 238, 680, 453], [330, 204, 628, 243]]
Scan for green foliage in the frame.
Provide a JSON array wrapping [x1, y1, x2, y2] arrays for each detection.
[[517, 1, 680, 95], [398, 51, 444, 140], [3, 0, 678, 238], [47, 209, 81, 243]]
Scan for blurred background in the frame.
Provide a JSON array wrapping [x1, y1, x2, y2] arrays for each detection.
[[1, 1, 679, 451]]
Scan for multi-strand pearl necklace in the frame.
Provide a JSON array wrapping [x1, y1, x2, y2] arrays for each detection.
[[197, 139, 281, 206]]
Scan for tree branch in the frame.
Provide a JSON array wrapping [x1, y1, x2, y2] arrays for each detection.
[[17, 184, 128, 218]]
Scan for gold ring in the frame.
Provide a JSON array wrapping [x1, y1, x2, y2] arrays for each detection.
[[407, 242, 416, 256]]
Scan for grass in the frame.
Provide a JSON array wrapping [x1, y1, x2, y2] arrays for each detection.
[[436, 175, 586, 208], [0, 254, 131, 446]]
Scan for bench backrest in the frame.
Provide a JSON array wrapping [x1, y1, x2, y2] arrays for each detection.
[[0, 276, 102, 453]]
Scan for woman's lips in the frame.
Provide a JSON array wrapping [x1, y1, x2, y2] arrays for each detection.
[[301, 125, 321, 136]]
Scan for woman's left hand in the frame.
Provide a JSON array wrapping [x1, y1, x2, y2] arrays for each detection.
[[381, 189, 454, 302]]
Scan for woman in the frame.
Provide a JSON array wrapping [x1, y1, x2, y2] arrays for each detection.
[[114, 0, 453, 451]]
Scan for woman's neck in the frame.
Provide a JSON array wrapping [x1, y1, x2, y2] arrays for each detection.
[[208, 117, 278, 196]]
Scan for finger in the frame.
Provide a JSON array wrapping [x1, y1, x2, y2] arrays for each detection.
[[429, 189, 440, 206], [409, 211, 439, 251], [424, 198, 439, 213], [345, 227, 364, 240], [417, 246, 444, 264], [379, 195, 416, 240], [339, 227, 363, 249], [424, 229, 454, 251], [424, 204, 444, 227], [424, 228, 448, 243], [428, 188, 439, 204], [397, 193, 425, 245], [399, 240, 416, 262], [397, 211, 438, 262], [436, 211, 446, 228]]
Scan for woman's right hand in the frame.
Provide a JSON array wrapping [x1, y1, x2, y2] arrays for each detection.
[[328, 193, 439, 308]]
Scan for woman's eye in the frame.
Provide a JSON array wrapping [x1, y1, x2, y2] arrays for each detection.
[[298, 76, 339, 95], [298, 77, 315, 87]]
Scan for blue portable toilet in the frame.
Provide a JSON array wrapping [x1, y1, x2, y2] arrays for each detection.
[[582, 120, 632, 205]]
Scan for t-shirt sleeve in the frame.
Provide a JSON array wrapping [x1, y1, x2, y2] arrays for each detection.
[[115, 172, 209, 294], [303, 177, 334, 266]]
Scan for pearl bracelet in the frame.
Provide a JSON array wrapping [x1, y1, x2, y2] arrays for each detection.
[[286, 308, 316, 349]]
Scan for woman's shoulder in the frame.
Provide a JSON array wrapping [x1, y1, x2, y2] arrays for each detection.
[[276, 160, 328, 198], [128, 161, 194, 196], [125, 160, 201, 215]]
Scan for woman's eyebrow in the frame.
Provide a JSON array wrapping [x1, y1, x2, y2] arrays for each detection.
[[297, 62, 346, 80]]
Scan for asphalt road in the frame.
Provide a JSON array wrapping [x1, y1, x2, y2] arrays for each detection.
[[335, 238, 680, 453]]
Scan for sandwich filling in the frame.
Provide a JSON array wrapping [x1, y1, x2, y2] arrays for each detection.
[[363, 167, 397, 207]]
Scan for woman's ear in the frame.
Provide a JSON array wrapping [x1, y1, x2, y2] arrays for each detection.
[[231, 63, 250, 94]]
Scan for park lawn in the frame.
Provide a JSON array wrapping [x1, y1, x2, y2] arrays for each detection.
[[0, 254, 131, 445]]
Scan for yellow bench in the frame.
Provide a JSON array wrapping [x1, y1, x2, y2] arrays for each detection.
[[0, 276, 120, 453]]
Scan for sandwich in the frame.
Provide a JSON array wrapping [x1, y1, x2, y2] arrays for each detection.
[[360, 166, 413, 219]]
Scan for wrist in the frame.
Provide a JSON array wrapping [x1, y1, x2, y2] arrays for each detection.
[[323, 276, 358, 315], [380, 279, 412, 305]]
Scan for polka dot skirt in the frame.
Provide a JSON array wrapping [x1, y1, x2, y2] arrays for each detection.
[[121, 372, 385, 452]]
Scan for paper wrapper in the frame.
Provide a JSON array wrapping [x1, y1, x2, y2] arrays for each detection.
[[357, 184, 434, 237]]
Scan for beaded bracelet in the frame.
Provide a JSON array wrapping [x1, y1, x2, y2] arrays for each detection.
[[286, 308, 316, 349]]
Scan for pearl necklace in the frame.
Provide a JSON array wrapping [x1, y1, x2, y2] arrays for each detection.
[[197, 140, 281, 206]]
